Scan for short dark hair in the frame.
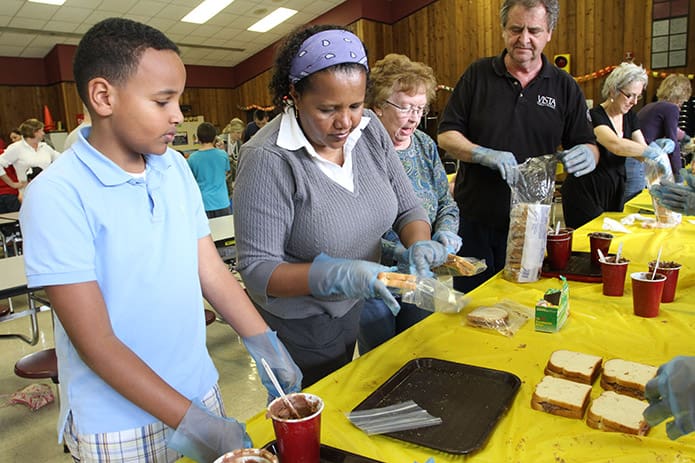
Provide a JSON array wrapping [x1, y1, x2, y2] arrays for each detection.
[[500, 0, 559, 31], [253, 109, 267, 121], [269, 24, 369, 109], [73, 18, 180, 106], [196, 122, 217, 144]]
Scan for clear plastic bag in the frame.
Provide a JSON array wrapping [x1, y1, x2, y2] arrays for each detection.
[[347, 400, 442, 435], [465, 299, 533, 336], [503, 155, 558, 283], [401, 277, 470, 313], [645, 156, 682, 227]]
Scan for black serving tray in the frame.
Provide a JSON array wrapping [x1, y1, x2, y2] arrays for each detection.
[[352, 358, 521, 455], [262, 441, 382, 463], [541, 251, 606, 283]]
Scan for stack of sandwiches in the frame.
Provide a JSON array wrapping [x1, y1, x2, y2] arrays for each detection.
[[531, 350, 656, 436]]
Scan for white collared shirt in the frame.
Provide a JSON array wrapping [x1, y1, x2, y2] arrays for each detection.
[[276, 107, 370, 192]]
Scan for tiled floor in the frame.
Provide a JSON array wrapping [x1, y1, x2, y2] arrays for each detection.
[[0, 294, 267, 462]]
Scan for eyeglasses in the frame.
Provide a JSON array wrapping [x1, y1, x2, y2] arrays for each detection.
[[618, 88, 643, 102], [383, 100, 429, 118]]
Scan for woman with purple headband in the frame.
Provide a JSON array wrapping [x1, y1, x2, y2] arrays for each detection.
[[233, 25, 447, 386]]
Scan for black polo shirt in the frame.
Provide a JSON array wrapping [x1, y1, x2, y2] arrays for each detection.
[[439, 50, 596, 231]]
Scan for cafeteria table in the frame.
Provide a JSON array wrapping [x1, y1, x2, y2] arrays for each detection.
[[0, 255, 49, 344], [237, 211, 695, 462]]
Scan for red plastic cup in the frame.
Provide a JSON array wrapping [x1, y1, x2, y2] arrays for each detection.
[[601, 256, 629, 296], [268, 393, 323, 463], [546, 229, 573, 270], [631, 271, 666, 317], [648, 261, 682, 303], [588, 232, 613, 266]]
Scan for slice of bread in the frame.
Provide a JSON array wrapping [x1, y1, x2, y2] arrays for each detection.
[[531, 375, 592, 419], [586, 391, 650, 435], [467, 306, 509, 327], [545, 350, 603, 384], [600, 359, 657, 400]]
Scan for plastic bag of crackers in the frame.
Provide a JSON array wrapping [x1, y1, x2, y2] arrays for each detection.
[[503, 155, 557, 283]]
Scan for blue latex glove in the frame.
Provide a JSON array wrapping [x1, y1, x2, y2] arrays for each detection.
[[644, 356, 695, 439], [653, 137, 676, 154], [471, 146, 518, 183], [242, 329, 303, 399], [650, 181, 695, 215], [396, 240, 449, 278], [682, 134, 692, 144], [308, 253, 400, 315], [681, 168, 695, 188], [168, 399, 252, 462], [643, 143, 666, 160], [558, 144, 596, 177], [432, 230, 462, 254]]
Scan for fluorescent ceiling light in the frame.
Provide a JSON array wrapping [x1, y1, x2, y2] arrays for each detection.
[[247, 7, 298, 33], [28, 0, 66, 4], [181, 0, 234, 24]]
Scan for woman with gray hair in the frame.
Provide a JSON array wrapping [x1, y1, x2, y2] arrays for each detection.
[[561, 62, 666, 228]]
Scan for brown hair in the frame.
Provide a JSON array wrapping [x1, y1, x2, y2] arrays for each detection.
[[18, 118, 44, 139]]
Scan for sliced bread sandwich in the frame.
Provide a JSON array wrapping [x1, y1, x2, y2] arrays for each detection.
[[531, 375, 592, 419], [544, 350, 603, 384], [586, 391, 650, 435], [600, 358, 657, 400]]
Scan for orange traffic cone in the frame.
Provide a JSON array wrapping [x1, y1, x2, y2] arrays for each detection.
[[43, 105, 55, 132]]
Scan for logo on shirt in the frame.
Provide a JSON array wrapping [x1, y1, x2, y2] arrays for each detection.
[[537, 95, 556, 109]]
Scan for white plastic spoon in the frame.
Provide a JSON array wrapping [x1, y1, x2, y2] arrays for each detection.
[[261, 358, 301, 419], [651, 246, 663, 280], [597, 248, 607, 263]]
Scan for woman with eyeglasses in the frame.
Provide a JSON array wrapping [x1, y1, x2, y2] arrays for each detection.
[[233, 26, 448, 387], [356, 53, 461, 354], [561, 62, 668, 229]]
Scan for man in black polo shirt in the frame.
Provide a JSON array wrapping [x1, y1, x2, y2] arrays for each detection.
[[438, 0, 598, 293]]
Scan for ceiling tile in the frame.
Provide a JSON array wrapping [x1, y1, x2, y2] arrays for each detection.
[[51, 6, 94, 23]]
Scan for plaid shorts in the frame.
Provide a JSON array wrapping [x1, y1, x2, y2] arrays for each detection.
[[64, 384, 225, 463]]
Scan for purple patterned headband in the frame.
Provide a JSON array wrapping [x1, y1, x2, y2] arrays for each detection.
[[288, 29, 368, 84]]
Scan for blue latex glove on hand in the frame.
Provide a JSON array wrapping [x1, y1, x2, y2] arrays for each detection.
[[643, 143, 667, 160], [559, 144, 596, 177], [396, 240, 449, 278], [432, 230, 462, 254], [650, 180, 695, 215], [168, 399, 252, 462], [242, 329, 303, 399], [681, 168, 695, 188], [308, 253, 400, 315], [653, 137, 676, 154], [471, 146, 518, 184], [644, 356, 695, 439]]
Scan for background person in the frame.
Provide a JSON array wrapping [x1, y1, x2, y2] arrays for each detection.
[[20, 18, 300, 463], [241, 109, 269, 142], [561, 62, 669, 229], [187, 122, 232, 218], [0, 118, 61, 197], [358, 53, 461, 354], [437, 0, 598, 294], [222, 117, 245, 198], [625, 73, 693, 198], [9, 129, 22, 143], [233, 25, 448, 387]]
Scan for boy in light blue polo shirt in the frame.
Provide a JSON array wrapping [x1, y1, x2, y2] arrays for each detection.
[[19, 18, 301, 463]]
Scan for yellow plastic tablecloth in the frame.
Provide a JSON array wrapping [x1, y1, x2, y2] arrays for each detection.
[[237, 212, 695, 463], [623, 189, 655, 214]]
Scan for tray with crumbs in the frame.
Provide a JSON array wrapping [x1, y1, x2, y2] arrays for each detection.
[[351, 357, 521, 454], [541, 251, 610, 283]]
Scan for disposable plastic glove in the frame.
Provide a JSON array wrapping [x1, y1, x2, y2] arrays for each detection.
[[168, 399, 252, 463], [396, 240, 449, 278], [682, 134, 692, 144], [558, 144, 596, 177], [308, 253, 400, 315], [242, 329, 302, 399], [650, 181, 695, 215], [471, 146, 518, 184], [653, 137, 676, 154], [432, 230, 462, 254], [642, 142, 667, 160], [681, 168, 695, 188], [643, 356, 695, 439]]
